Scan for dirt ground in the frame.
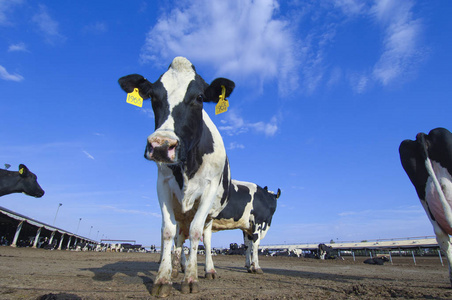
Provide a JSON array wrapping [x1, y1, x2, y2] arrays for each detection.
[[0, 246, 451, 300]]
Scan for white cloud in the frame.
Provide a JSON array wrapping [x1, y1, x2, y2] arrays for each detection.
[[0, 0, 23, 26], [140, 0, 425, 96], [0, 65, 23, 81], [100, 205, 161, 218], [82, 150, 95, 160], [371, 0, 423, 86], [32, 5, 65, 44], [218, 110, 278, 137], [141, 0, 298, 95], [8, 42, 28, 52], [227, 142, 245, 150]]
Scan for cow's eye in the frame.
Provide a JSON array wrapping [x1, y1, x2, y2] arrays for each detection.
[[196, 95, 204, 103]]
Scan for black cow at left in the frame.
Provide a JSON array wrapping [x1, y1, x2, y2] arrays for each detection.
[[0, 164, 45, 197]]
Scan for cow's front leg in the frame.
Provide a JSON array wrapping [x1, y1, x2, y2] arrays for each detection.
[[244, 233, 264, 274], [181, 193, 216, 294], [180, 222, 202, 294], [250, 236, 264, 274], [151, 206, 177, 297], [203, 220, 218, 279], [243, 232, 252, 272]]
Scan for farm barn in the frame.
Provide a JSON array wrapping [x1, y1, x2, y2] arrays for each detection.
[[0, 206, 96, 250]]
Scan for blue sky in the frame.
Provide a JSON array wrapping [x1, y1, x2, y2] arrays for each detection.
[[1, 0, 451, 248]]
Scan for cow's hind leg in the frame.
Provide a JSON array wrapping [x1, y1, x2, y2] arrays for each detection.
[[171, 229, 186, 279], [433, 222, 452, 287]]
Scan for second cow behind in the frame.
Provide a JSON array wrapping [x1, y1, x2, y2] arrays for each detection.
[[174, 180, 280, 278]]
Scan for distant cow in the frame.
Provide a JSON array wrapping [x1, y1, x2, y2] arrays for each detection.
[[318, 243, 334, 260], [0, 164, 44, 197], [364, 256, 389, 265], [399, 127, 452, 286], [118, 57, 235, 297]]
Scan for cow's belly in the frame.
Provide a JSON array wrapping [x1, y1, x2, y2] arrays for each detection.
[[425, 163, 452, 235], [212, 217, 249, 232]]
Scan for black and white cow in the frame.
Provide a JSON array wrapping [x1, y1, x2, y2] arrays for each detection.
[[399, 127, 452, 286], [174, 181, 279, 277], [318, 243, 334, 260], [118, 57, 235, 297], [363, 256, 389, 265], [0, 164, 44, 197], [207, 181, 280, 275]]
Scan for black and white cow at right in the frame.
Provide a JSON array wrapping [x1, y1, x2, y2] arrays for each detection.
[[399, 127, 452, 286], [175, 181, 280, 277], [207, 181, 280, 275]]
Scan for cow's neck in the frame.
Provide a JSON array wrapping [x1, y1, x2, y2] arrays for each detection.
[[0, 171, 22, 196]]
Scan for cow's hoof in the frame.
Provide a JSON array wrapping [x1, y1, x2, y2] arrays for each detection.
[[151, 283, 172, 298], [248, 267, 264, 274], [181, 281, 199, 294], [205, 272, 217, 280]]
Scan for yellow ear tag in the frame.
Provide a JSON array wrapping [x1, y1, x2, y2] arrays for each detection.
[[215, 85, 229, 115], [19, 168, 24, 175], [126, 88, 143, 107]]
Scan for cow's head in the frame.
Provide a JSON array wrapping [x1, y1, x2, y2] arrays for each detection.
[[118, 57, 235, 164], [18, 164, 45, 198]]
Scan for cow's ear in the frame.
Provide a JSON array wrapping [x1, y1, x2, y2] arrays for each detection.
[[276, 188, 281, 199], [18, 164, 29, 177], [204, 78, 235, 103], [118, 74, 153, 100]]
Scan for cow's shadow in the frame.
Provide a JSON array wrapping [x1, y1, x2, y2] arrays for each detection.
[[83, 261, 159, 293]]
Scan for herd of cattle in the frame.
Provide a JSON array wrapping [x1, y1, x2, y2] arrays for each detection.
[[2, 56, 452, 295]]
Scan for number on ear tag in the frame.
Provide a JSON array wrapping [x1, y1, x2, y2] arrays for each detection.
[[126, 88, 143, 107], [215, 85, 229, 115]]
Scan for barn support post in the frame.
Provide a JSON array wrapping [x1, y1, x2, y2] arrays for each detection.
[[32, 227, 42, 248], [389, 251, 393, 265], [66, 236, 72, 250], [352, 250, 355, 262], [412, 250, 417, 265], [438, 249, 444, 267], [58, 233, 65, 250], [11, 220, 24, 247], [49, 231, 56, 245]]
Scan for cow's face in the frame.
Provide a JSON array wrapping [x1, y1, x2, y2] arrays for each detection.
[[18, 164, 45, 198], [118, 57, 235, 164]]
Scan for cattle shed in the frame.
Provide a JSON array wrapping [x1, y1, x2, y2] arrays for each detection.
[[261, 237, 442, 262], [262, 237, 438, 251], [0, 206, 97, 249]]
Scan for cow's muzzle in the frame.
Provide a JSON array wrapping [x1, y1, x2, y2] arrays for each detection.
[[145, 135, 179, 163]]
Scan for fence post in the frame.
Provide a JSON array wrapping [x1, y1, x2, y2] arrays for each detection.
[[438, 249, 444, 267]]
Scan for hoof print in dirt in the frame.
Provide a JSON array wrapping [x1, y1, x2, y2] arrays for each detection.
[[151, 283, 172, 298], [181, 281, 199, 294], [205, 272, 218, 280], [38, 293, 81, 300]]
